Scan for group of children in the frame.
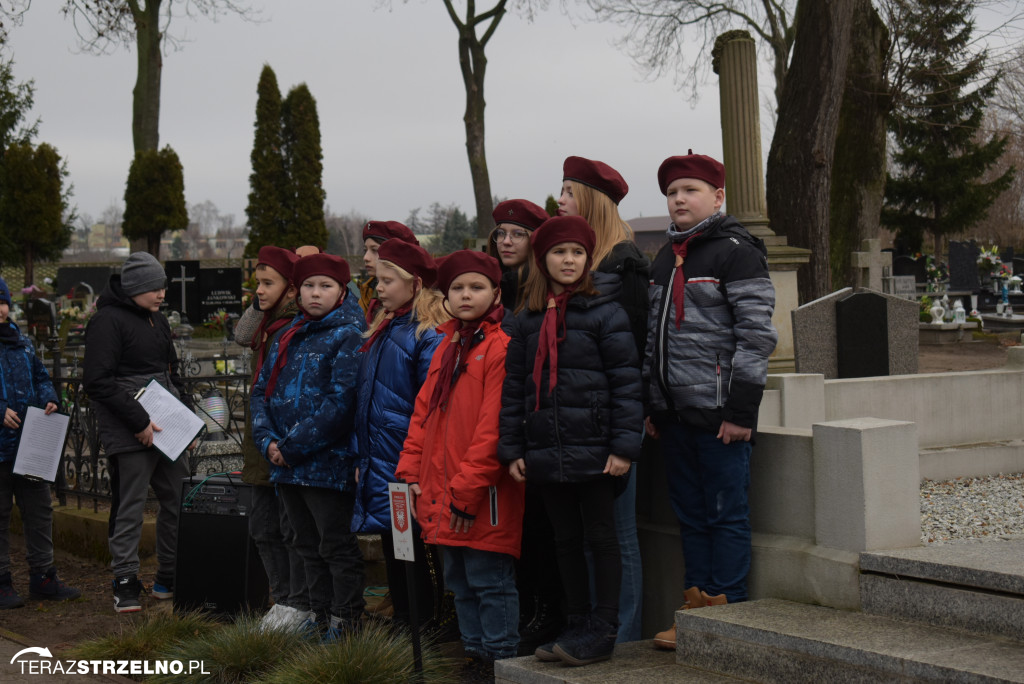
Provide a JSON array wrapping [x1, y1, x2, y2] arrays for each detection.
[[0, 151, 776, 679]]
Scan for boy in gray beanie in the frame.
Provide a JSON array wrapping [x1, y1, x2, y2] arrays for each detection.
[[84, 252, 190, 613]]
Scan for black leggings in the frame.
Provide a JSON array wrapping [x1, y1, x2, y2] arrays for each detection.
[[541, 478, 621, 625]]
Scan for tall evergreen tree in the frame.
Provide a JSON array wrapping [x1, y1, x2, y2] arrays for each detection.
[[0, 142, 71, 286], [243, 64, 287, 257], [882, 0, 1015, 254], [281, 83, 327, 249], [122, 145, 188, 257]]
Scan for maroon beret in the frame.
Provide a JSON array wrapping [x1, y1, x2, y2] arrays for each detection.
[[362, 220, 419, 246], [293, 253, 351, 289], [492, 199, 549, 232], [377, 240, 437, 289], [531, 216, 596, 273], [257, 246, 299, 283], [658, 150, 726, 193], [436, 250, 501, 295], [562, 156, 629, 205]]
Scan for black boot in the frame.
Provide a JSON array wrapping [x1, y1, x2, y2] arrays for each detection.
[[553, 614, 617, 666]]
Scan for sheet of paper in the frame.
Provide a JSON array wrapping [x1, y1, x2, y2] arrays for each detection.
[[13, 407, 70, 482], [136, 379, 204, 461]]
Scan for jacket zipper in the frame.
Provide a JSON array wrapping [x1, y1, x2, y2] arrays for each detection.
[[716, 353, 722, 407], [656, 269, 675, 402]]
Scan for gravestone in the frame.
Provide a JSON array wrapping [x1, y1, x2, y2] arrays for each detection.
[[793, 288, 918, 378], [164, 260, 201, 321], [1000, 247, 1014, 268], [850, 239, 892, 292], [891, 276, 917, 299], [914, 258, 929, 284], [1014, 258, 1024, 278], [892, 255, 917, 278], [56, 266, 113, 299], [24, 298, 57, 342], [198, 267, 243, 323], [837, 293, 889, 378], [948, 241, 981, 292]]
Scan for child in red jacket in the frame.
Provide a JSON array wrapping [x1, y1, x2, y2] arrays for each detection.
[[395, 250, 524, 671]]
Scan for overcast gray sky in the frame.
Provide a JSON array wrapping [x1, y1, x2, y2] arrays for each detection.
[[5, 1, 749, 227]]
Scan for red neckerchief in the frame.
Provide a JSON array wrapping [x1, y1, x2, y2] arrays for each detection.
[[531, 286, 576, 410], [263, 296, 344, 399], [359, 302, 412, 353], [251, 296, 297, 379], [425, 299, 504, 418], [671, 234, 698, 329], [365, 298, 382, 325]]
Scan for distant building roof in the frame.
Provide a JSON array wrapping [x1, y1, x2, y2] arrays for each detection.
[[627, 215, 669, 255]]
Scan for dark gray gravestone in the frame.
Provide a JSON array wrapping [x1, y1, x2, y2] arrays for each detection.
[[836, 292, 889, 378], [164, 260, 201, 321], [1013, 258, 1024, 277], [948, 241, 980, 292], [56, 266, 113, 299], [914, 258, 929, 284], [198, 268, 243, 322], [1001, 247, 1014, 266], [892, 255, 917, 277], [24, 298, 57, 341]]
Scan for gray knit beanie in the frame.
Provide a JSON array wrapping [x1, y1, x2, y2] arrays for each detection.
[[120, 252, 167, 296]]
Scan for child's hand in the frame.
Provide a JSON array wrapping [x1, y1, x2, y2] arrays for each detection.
[[134, 421, 161, 447], [449, 503, 475, 534], [44, 402, 58, 415], [644, 416, 659, 439], [717, 420, 751, 445], [268, 440, 288, 467], [354, 467, 360, 484], [408, 483, 422, 520], [3, 408, 21, 429], [603, 454, 630, 477], [509, 459, 527, 482]]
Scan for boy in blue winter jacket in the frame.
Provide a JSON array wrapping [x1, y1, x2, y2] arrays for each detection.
[[0, 276, 81, 608], [644, 153, 777, 649], [250, 253, 366, 639]]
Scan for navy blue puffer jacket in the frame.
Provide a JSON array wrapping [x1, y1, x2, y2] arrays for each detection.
[[0, 322, 58, 463], [250, 294, 366, 492], [351, 312, 443, 533], [498, 272, 643, 483]]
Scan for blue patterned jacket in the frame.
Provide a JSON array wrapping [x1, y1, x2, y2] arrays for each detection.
[[351, 312, 443, 533], [250, 294, 366, 492], [0, 322, 59, 463]]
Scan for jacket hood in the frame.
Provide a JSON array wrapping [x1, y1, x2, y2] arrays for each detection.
[[676, 214, 767, 259], [96, 275, 152, 316], [570, 271, 621, 310], [598, 240, 647, 275]]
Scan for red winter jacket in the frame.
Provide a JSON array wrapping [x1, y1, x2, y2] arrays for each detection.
[[395, 317, 524, 558]]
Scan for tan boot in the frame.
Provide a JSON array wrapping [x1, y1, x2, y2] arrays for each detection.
[[700, 591, 728, 606], [652, 587, 705, 650]]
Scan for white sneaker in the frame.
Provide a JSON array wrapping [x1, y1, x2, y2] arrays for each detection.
[[278, 606, 311, 632], [258, 603, 285, 632]]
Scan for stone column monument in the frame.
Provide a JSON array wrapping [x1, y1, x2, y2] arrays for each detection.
[[714, 31, 809, 373]]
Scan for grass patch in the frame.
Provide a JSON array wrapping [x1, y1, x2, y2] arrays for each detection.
[[261, 620, 458, 684], [148, 614, 310, 684]]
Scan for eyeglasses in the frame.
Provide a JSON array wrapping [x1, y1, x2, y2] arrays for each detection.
[[493, 229, 530, 244]]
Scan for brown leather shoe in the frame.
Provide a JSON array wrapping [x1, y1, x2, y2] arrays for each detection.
[[653, 622, 677, 650], [652, 586, 708, 649], [701, 591, 728, 606]]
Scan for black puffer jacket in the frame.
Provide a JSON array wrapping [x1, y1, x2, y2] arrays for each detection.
[[597, 240, 650, 359], [498, 272, 644, 483], [83, 275, 190, 457]]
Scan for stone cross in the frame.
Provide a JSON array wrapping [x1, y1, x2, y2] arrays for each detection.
[[171, 265, 196, 315], [850, 238, 892, 292]]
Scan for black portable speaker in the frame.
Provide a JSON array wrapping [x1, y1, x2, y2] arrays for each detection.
[[173, 474, 269, 617]]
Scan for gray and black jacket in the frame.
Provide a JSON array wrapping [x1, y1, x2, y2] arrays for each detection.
[[643, 214, 777, 432]]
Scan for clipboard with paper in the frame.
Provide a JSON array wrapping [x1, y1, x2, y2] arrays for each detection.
[[13, 406, 71, 482], [134, 379, 204, 461]]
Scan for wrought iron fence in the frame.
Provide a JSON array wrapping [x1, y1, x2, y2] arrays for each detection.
[[46, 336, 251, 512]]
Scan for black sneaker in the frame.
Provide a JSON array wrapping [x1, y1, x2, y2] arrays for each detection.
[[0, 572, 25, 609], [29, 567, 81, 602], [553, 614, 618, 666], [535, 613, 586, 662], [112, 574, 142, 613]]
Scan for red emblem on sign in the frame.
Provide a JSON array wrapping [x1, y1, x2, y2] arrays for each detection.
[[391, 491, 409, 533]]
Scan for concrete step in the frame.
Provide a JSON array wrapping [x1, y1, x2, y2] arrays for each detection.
[[860, 540, 1024, 641], [493, 640, 745, 683], [674, 598, 1024, 683]]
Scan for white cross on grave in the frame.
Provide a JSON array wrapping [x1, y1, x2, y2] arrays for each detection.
[[171, 265, 196, 314], [850, 238, 892, 293]]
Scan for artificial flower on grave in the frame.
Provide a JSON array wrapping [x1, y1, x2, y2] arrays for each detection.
[[925, 254, 948, 287], [977, 246, 1002, 277], [203, 309, 230, 334]]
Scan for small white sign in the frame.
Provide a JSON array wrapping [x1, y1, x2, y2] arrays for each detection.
[[388, 482, 415, 562]]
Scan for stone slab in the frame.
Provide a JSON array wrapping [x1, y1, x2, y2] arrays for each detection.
[[859, 539, 1024, 594], [792, 288, 852, 378], [675, 598, 1024, 683], [493, 640, 742, 683], [860, 573, 1024, 642]]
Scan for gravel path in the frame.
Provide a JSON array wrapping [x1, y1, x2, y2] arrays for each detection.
[[921, 472, 1024, 544]]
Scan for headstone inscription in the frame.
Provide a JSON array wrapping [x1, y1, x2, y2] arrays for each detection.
[[198, 267, 243, 324]]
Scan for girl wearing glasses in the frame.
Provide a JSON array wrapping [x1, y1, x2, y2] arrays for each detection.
[[487, 199, 549, 311]]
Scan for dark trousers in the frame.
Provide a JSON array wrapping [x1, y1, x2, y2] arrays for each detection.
[[658, 420, 752, 602], [542, 478, 620, 626], [278, 484, 365, 622], [249, 484, 290, 605], [380, 529, 437, 626], [516, 482, 564, 619], [0, 462, 54, 575]]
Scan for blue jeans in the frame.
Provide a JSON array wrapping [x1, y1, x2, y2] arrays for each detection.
[[658, 420, 752, 602], [441, 545, 519, 659]]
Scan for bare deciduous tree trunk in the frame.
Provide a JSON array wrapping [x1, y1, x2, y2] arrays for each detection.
[[130, 0, 163, 154], [766, 0, 857, 304]]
